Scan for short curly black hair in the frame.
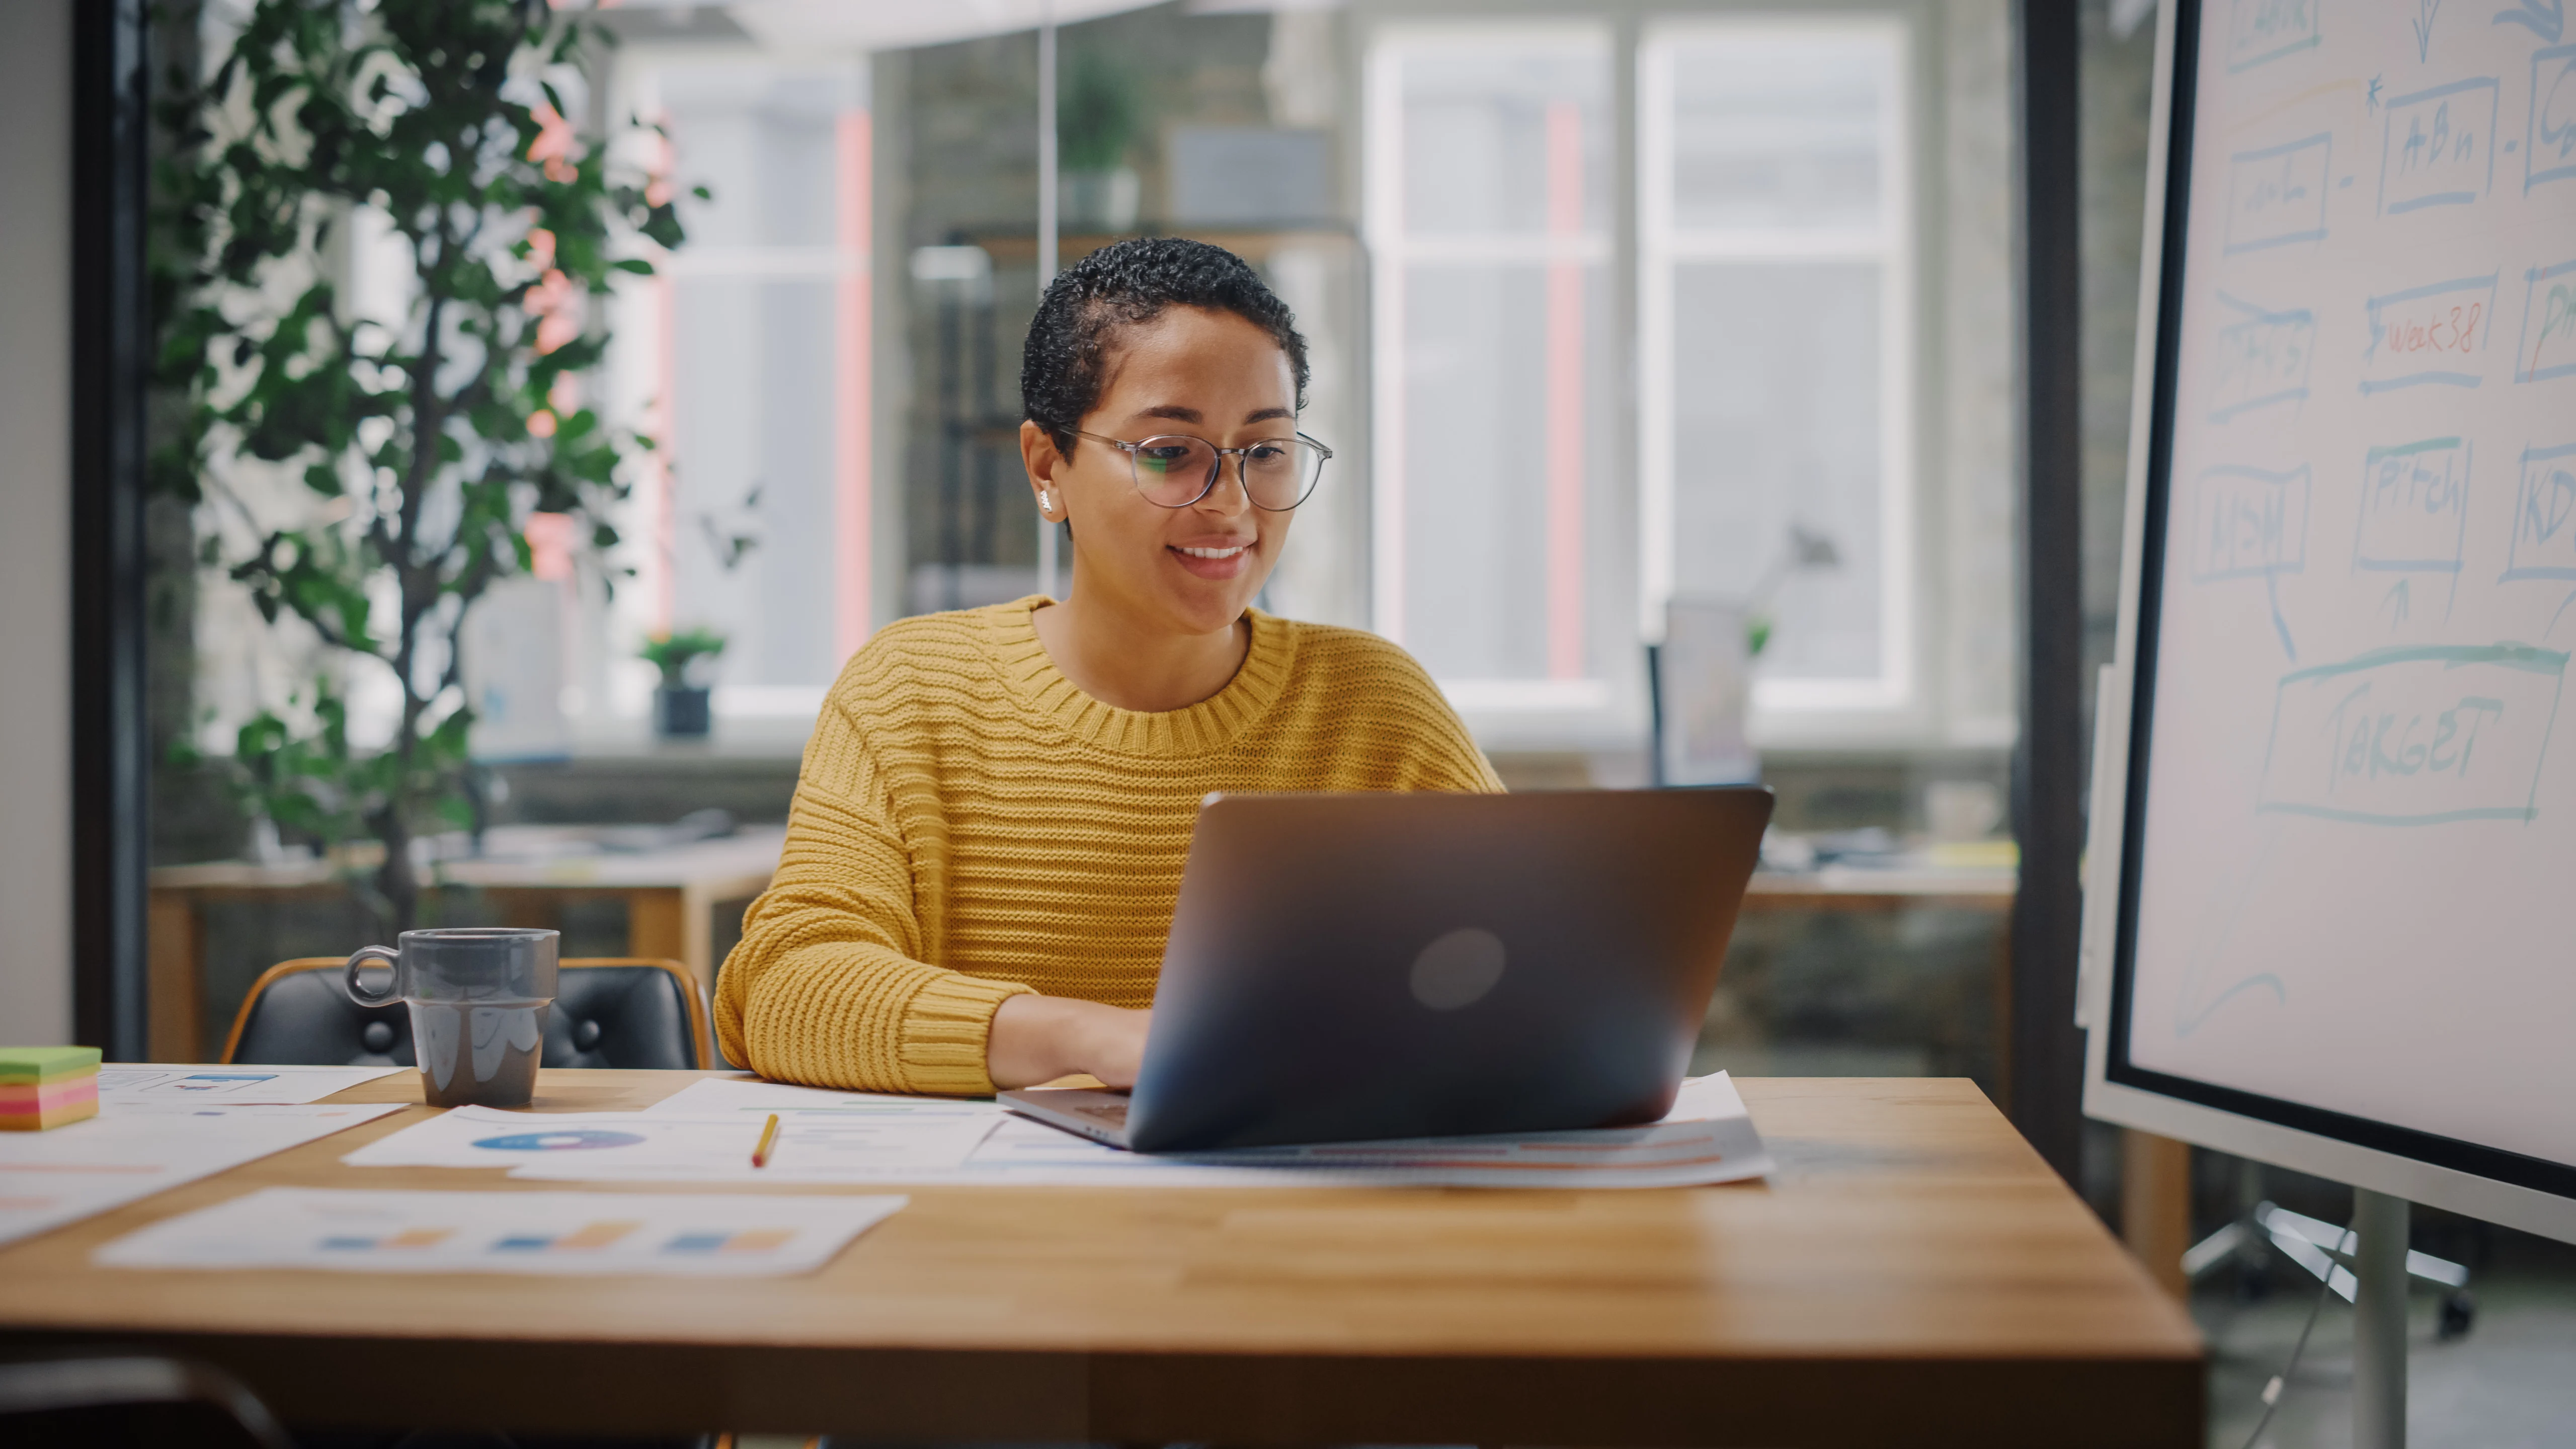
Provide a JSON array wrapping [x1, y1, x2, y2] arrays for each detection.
[[1020, 236, 1310, 452]]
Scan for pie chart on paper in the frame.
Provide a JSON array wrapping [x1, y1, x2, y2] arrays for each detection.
[[470, 1131, 648, 1152]]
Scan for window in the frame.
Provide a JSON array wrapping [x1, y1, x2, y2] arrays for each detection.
[[605, 56, 872, 725], [1366, 16, 1933, 742], [1364, 28, 1622, 718], [1642, 19, 1913, 715]]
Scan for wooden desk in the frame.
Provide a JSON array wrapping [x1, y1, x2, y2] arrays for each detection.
[[148, 829, 784, 1060], [0, 1071, 2200, 1445]]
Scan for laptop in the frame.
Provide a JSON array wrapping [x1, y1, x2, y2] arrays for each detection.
[[1001, 786, 1773, 1153]]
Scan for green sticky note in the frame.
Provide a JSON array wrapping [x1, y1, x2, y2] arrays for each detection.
[[0, 1046, 104, 1084]]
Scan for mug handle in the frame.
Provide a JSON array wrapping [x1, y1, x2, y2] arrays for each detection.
[[344, 945, 402, 1008]]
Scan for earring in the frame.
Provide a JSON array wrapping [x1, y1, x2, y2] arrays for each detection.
[[1038, 490, 1052, 515]]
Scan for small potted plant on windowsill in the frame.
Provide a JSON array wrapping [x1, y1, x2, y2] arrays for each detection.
[[641, 629, 728, 739]]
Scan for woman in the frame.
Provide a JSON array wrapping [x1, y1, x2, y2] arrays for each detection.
[[715, 237, 1500, 1095]]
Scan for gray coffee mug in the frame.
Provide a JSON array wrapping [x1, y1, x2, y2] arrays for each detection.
[[345, 928, 559, 1108]]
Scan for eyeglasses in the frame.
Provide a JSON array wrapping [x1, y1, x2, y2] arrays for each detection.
[[1066, 429, 1333, 512]]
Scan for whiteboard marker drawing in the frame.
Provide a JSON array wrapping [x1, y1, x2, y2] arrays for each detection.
[[2165, 817, 2290, 1040], [2196, 464, 2314, 580], [2192, 463, 2313, 657], [2352, 439, 2473, 625], [2503, 442, 2576, 580], [2523, 44, 2575, 191], [2378, 77, 2502, 214], [2227, 134, 2335, 253], [2211, 292, 2318, 419], [2513, 258, 2576, 380], [2253, 642, 2567, 824], [2493, 1, 2563, 43], [2416, 0, 2450, 63], [2228, 0, 2325, 72], [2361, 274, 2500, 391]]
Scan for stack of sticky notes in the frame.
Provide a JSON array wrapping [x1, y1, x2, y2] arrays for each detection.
[[1, 1046, 103, 1130]]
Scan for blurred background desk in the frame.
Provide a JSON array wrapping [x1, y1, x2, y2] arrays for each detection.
[[1745, 864, 2016, 911], [1720, 860, 2019, 1100], [147, 827, 784, 1061]]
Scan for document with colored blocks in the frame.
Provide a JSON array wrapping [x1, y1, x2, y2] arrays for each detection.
[[95, 1187, 906, 1277]]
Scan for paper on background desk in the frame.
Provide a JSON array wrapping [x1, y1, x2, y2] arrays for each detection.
[[0, 1102, 406, 1247], [344, 1105, 997, 1180], [532, 1072, 1772, 1190], [95, 1186, 904, 1277], [98, 1064, 404, 1104]]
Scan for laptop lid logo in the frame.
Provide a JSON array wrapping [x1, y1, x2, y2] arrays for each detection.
[[1409, 928, 1507, 1011]]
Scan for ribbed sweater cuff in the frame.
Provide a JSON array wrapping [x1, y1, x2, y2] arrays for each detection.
[[899, 973, 1036, 1096]]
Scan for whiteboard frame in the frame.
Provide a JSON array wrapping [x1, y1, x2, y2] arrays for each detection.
[[2076, 0, 2576, 1248]]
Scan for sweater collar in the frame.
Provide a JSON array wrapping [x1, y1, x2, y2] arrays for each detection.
[[986, 595, 1297, 757]]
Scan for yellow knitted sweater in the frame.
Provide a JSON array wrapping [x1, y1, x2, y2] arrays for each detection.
[[714, 597, 1503, 1094]]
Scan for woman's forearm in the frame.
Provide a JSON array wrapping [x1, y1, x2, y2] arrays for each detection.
[[987, 993, 1150, 1089]]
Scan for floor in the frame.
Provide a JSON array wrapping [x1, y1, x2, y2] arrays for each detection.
[[2198, 1221, 2576, 1447]]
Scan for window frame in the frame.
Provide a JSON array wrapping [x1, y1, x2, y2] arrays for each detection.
[[1359, 8, 1951, 749], [1362, 20, 1628, 726], [1636, 13, 1921, 722], [600, 46, 874, 729]]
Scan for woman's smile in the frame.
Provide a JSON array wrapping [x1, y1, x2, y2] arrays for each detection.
[[1170, 534, 1256, 578]]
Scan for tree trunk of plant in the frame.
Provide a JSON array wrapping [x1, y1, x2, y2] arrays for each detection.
[[372, 808, 420, 936]]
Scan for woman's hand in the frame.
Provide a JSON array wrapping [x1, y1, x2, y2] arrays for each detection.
[[988, 994, 1151, 1089]]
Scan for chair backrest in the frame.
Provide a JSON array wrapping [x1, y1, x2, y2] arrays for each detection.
[[0, 1353, 289, 1449], [222, 957, 711, 1071]]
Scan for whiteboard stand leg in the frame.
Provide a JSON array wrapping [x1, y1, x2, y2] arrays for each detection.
[[2353, 1188, 2408, 1449]]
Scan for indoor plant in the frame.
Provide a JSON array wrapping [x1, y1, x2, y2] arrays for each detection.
[[155, 0, 691, 931], [639, 629, 728, 738]]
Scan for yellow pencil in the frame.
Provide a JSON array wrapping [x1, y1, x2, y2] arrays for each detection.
[[750, 1112, 781, 1168]]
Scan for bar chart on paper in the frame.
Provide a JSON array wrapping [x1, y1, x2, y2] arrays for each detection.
[[96, 1188, 908, 1277]]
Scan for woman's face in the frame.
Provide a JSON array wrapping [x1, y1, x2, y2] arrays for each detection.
[[1026, 305, 1299, 638]]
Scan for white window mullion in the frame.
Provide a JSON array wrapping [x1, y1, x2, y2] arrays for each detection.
[[1363, 39, 1408, 648], [1364, 24, 1613, 712], [1638, 36, 1677, 641]]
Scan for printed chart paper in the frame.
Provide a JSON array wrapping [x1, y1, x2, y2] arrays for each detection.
[[596, 1073, 1769, 1189], [639, 1075, 1009, 1121], [97, 1064, 405, 1104], [342, 1076, 1772, 1189], [95, 1187, 905, 1277], [0, 1102, 406, 1247], [960, 1072, 1772, 1189], [343, 1105, 999, 1180]]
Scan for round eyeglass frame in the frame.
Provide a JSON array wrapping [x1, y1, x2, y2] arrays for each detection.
[[1063, 428, 1334, 512]]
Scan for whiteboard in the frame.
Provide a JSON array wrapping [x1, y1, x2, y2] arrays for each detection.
[[2082, 0, 2576, 1241]]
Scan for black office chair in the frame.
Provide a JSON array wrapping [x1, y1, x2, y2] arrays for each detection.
[[0, 1351, 291, 1448], [222, 958, 711, 1071]]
